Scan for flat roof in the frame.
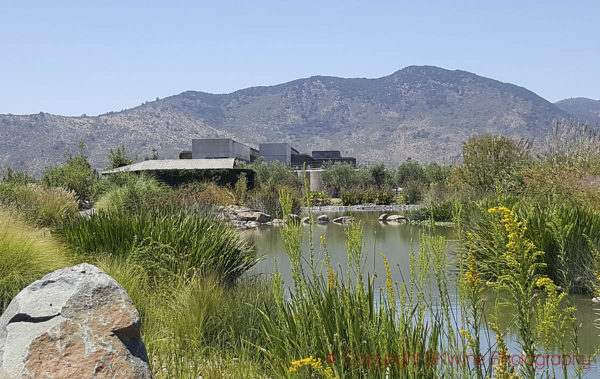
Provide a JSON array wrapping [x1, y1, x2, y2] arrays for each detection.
[[100, 158, 237, 175]]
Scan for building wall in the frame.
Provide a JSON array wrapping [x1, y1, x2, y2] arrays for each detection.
[[192, 138, 251, 161], [259, 143, 292, 164], [232, 141, 252, 161]]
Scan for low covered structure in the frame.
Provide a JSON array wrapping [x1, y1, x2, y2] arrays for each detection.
[[100, 158, 255, 187]]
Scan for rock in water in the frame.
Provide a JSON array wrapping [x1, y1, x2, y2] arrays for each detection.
[[386, 215, 407, 222], [0, 263, 152, 378], [317, 214, 330, 224], [332, 216, 354, 224], [238, 211, 271, 223], [378, 213, 389, 222]]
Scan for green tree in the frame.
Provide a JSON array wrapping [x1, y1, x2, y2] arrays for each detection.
[[246, 158, 301, 189], [321, 162, 358, 196], [42, 142, 98, 201], [108, 145, 135, 169], [424, 162, 451, 184], [457, 134, 530, 192], [144, 147, 159, 161], [368, 163, 390, 188], [396, 159, 426, 186]]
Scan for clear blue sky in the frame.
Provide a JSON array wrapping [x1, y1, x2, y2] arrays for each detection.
[[1, 0, 598, 116]]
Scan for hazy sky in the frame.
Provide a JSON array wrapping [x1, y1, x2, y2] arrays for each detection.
[[1, 0, 598, 116]]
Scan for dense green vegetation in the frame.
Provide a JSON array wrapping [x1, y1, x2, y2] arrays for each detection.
[[243, 158, 303, 216], [320, 159, 451, 206], [2, 123, 600, 377], [55, 208, 256, 283]]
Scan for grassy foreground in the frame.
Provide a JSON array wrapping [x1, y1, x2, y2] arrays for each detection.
[[0, 208, 72, 311]]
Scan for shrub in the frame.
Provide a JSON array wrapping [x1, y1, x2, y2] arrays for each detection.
[[373, 189, 395, 205], [405, 199, 457, 222], [55, 208, 257, 283], [0, 166, 35, 184], [163, 182, 235, 209], [403, 180, 424, 204], [94, 175, 168, 213], [42, 152, 98, 202], [247, 184, 302, 217], [456, 134, 531, 193], [0, 182, 18, 204], [396, 159, 426, 186], [0, 209, 72, 312], [304, 191, 331, 206], [233, 174, 248, 205], [246, 159, 301, 189], [340, 189, 364, 205], [12, 184, 78, 226]]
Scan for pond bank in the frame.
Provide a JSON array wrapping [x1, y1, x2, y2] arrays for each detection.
[[302, 204, 421, 213]]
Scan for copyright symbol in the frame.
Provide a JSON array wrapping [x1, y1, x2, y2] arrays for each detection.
[[326, 353, 337, 364]]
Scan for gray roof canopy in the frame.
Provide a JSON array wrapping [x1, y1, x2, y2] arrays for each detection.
[[100, 158, 236, 175]]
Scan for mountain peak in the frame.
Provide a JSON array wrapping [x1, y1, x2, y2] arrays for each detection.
[[555, 97, 600, 125], [0, 67, 573, 174]]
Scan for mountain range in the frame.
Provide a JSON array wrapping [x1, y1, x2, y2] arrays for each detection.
[[554, 97, 600, 126], [0, 65, 595, 175]]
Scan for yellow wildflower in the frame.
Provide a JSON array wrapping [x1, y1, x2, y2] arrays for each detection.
[[289, 356, 334, 377], [459, 329, 475, 349], [535, 277, 554, 289], [323, 255, 338, 291], [381, 253, 395, 300]]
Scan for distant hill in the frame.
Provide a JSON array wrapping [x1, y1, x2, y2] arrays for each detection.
[[0, 65, 572, 175], [555, 97, 600, 126]]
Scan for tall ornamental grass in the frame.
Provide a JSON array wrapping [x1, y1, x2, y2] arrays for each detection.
[[0, 209, 72, 312], [96, 256, 274, 378], [13, 184, 79, 225], [94, 174, 168, 213], [459, 204, 586, 379], [55, 208, 258, 283], [0, 182, 78, 226], [463, 195, 600, 294], [258, 191, 472, 378]]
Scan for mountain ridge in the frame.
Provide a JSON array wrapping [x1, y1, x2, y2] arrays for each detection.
[[0, 65, 575, 175], [554, 97, 600, 126]]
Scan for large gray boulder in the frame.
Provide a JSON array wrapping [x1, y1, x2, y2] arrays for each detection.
[[0, 263, 152, 378]]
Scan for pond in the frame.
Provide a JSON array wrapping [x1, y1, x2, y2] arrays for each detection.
[[242, 211, 600, 377]]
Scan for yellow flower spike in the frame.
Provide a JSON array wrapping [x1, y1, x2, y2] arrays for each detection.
[[381, 253, 395, 301], [535, 277, 554, 289], [289, 356, 334, 377], [324, 255, 338, 291]]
